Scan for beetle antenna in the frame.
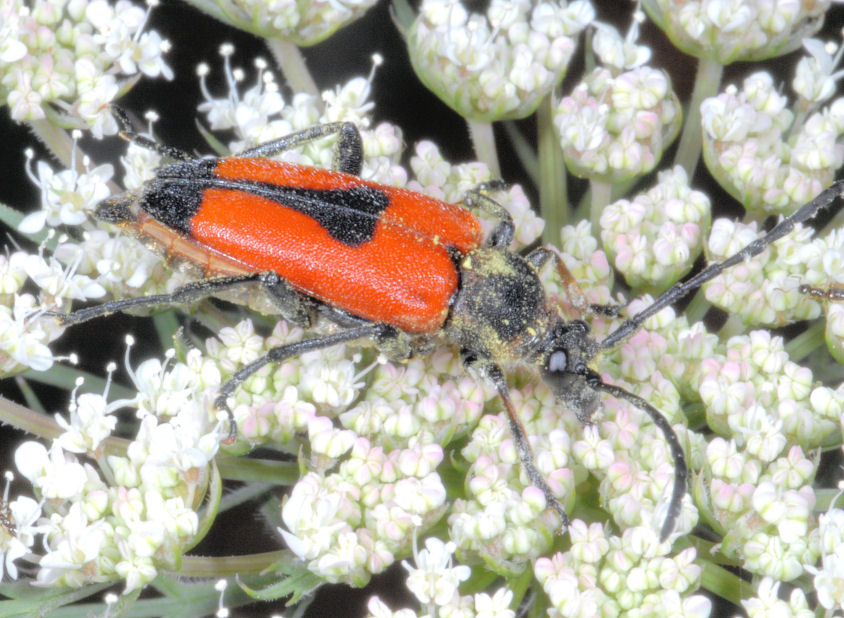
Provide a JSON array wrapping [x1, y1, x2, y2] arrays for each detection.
[[600, 179, 844, 349], [486, 364, 570, 529], [110, 105, 194, 161], [582, 368, 686, 541]]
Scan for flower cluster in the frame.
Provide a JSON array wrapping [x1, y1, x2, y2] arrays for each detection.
[[11, 345, 220, 592], [192, 47, 404, 183], [700, 46, 844, 218], [583, 320, 702, 542], [805, 500, 844, 610], [187, 0, 379, 46], [703, 216, 844, 328], [600, 166, 711, 294], [0, 136, 118, 376], [0, 0, 171, 131], [555, 21, 681, 183], [408, 141, 545, 248], [699, 330, 840, 448], [407, 0, 594, 121], [279, 439, 448, 586], [366, 537, 515, 618], [4, 137, 187, 377], [449, 385, 575, 573], [535, 522, 711, 617], [695, 331, 839, 581], [643, 0, 831, 63], [741, 577, 815, 618], [4, 0, 844, 612]]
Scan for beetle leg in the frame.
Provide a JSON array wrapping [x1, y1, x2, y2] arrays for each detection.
[[464, 350, 570, 528], [235, 122, 363, 176], [526, 246, 620, 317], [112, 105, 365, 175], [111, 106, 194, 161], [481, 361, 570, 530], [46, 271, 314, 326], [260, 275, 316, 327], [215, 323, 391, 441], [463, 181, 515, 249], [46, 273, 267, 325]]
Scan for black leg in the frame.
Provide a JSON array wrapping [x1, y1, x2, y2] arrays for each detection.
[[526, 246, 621, 317], [485, 363, 570, 529], [236, 122, 363, 175], [463, 181, 515, 249], [47, 273, 267, 326], [215, 323, 389, 440], [112, 106, 193, 161], [113, 105, 364, 175], [48, 271, 313, 326]]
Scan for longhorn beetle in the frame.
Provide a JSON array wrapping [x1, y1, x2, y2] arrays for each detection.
[[54, 107, 844, 542]]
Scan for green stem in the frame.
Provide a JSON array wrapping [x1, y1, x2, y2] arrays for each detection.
[[673, 57, 723, 177], [538, 95, 567, 245], [466, 119, 500, 178], [23, 365, 137, 400], [0, 394, 67, 441], [589, 179, 612, 234], [0, 395, 132, 454], [784, 319, 825, 361], [216, 454, 300, 483], [186, 460, 223, 551], [683, 288, 711, 324], [815, 488, 844, 511], [718, 312, 748, 339], [700, 559, 744, 606], [502, 121, 539, 187], [28, 119, 76, 170], [177, 550, 290, 577], [267, 39, 320, 100]]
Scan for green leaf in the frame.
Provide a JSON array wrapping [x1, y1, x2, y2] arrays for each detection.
[[0, 581, 112, 617], [238, 557, 323, 604]]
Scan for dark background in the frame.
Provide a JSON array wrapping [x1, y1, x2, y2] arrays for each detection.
[[1, 1, 843, 615]]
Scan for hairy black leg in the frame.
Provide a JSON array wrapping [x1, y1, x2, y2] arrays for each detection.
[[236, 122, 363, 175], [463, 181, 515, 249], [485, 363, 571, 529], [215, 323, 389, 441], [48, 273, 269, 326]]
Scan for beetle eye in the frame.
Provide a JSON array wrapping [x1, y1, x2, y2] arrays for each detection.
[[547, 350, 567, 373]]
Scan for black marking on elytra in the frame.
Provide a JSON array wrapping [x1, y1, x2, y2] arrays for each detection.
[[139, 174, 391, 246]]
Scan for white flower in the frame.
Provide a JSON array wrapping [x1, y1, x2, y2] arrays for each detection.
[[14, 442, 89, 502], [0, 294, 63, 372], [403, 537, 470, 606], [793, 38, 844, 104], [0, 496, 47, 580], [55, 392, 119, 453], [20, 156, 114, 233]]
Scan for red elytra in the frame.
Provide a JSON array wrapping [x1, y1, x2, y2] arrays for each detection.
[[127, 158, 483, 334]]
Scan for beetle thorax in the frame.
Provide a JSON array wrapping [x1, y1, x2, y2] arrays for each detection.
[[446, 248, 550, 362]]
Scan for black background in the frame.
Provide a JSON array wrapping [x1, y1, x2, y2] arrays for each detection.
[[1, 1, 843, 615]]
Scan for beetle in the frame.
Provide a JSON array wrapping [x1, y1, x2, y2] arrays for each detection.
[[54, 107, 844, 542]]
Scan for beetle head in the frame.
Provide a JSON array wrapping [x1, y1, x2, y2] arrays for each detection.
[[539, 319, 601, 422]]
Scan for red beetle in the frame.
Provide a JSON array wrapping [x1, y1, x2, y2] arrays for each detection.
[[57, 107, 844, 541]]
